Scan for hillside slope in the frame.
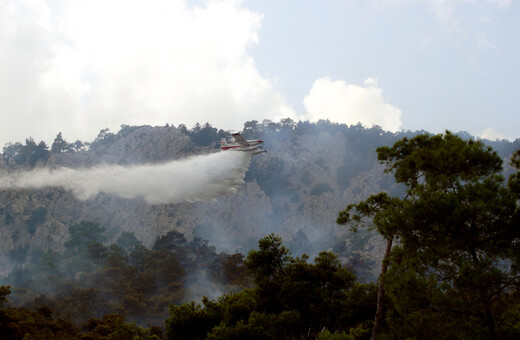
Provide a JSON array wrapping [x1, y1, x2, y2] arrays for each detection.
[[1, 121, 518, 281]]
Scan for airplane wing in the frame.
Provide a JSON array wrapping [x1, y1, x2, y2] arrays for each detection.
[[231, 133, 250, 146]]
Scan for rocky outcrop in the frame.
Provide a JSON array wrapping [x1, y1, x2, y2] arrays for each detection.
[[46, 125, 193, 168], [0, 124, 420, 280]]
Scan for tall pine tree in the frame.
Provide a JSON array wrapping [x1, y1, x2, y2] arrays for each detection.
[[338, 131, 520, 339]]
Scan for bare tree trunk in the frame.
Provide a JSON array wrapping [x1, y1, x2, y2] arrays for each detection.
[[484, 302, 497, 340], [371, 235, 393, 340]]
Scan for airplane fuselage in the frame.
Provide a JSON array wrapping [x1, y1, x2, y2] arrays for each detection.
[[220, 133, 266, 155], [219, 140, 263, 150]]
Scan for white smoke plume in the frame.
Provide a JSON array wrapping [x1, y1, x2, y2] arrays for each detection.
[[0, 151, 251, 204]]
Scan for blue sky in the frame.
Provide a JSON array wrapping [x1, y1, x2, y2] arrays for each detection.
[[0, 0, 518, 146], [246, 0, 519, 139]]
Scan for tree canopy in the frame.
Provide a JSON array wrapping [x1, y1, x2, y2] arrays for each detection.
[[338, 131, 520, 339], [166, 234, 376, 339]]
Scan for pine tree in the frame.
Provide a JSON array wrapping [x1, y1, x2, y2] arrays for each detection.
[[338, 131, 520, 339]]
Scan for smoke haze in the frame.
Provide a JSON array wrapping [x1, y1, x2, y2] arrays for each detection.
[[0, 151, 251, 204]]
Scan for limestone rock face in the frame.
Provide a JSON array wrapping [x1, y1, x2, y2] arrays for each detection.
[[1, 125, 515, 281], [30, 220, 68, 251], [46, 125, 192, 168], [0, 124, 405, 280], [99, 125, 192, 164]]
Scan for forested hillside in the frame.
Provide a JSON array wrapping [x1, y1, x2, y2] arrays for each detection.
[[0, 120, 519, 338]]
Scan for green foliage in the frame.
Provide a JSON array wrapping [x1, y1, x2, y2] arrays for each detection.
[[90, 128, 117, 149], [0, 304, 78, 339], [29, 139, 50, 167], [242, 120, 263, 139], [117, 124, 141, 138], [509, 149, 520, 196], [5, 219, 253, 329], [2, 142, 23, 165], [51, 132, 73, 154], [87, 241, 108, 262], [245, 234, 290, 283], [152, 229, 187, 253], [206, 310, 301, 339], [178, 122, 228, 148], [3, 122, 520, 339], [106, 244, 128, 268], [0, 285, 10, 307], [81, 314, 160, 340], [64, 221, 107, 252], [72, 140, 87, 152], [3, 138, 50, 166], [207, 253, 252, 287], [0, 299, 159, 340], [166, 234, 376, 339], [338, 131, 520, 339], [165, 301, 216, 339], [377, 131, 503, 188], [116, 231, 141, 252]]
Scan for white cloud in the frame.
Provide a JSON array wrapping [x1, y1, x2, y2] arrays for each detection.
[[363, 77, 379, 87], [0, 0, 294, 146], [480, 128, 511, 141], [302, 77, 402, 132]]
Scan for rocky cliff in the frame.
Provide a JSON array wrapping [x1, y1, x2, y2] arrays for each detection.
[[1, 122, 517, 280]]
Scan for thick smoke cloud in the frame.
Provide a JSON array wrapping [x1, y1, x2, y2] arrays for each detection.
[[0, 151, 251, 204]]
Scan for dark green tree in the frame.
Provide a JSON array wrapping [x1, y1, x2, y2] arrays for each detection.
[[337, 131, 520, 339], [73, 140, 87, 152], [2, 142, 23, 165], [0, 285, 10, 307], [82, 314, 160, 339], [87, 242, 109, 262], [116, 231, 141, 253], [65, 221, 107, 252], [166, 234, 375, 339], [90, 128, 117, 149], [105, 244, 128, 268], [11, 138, 50, 166], [32, 141, 50, 166], [51, 132, 73, 153], [177, 124, 188, 135], [243, 120, 262, 139], [153, 230, 187, 253]]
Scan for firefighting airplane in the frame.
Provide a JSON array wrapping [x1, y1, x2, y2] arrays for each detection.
[[220, 133, 266, 155]]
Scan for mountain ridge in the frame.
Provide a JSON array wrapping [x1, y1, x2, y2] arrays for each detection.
[[1, 120, 518, 281]]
